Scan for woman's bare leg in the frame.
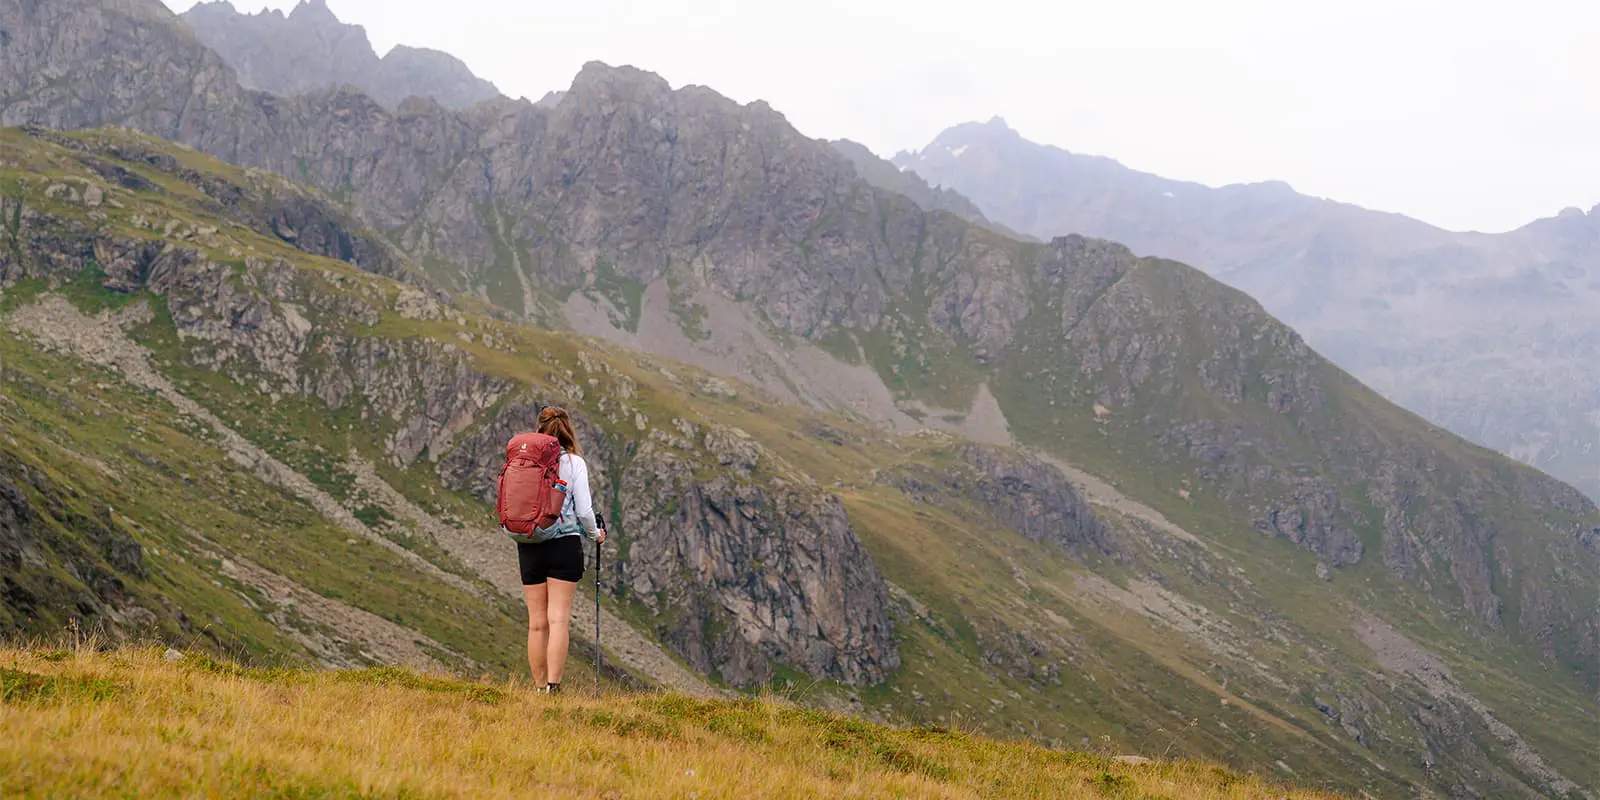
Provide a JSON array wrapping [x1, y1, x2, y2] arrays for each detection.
[[544, 578, 579, 685], [523, 583, 549, 685]]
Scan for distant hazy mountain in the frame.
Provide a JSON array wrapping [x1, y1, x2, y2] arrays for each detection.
[[828, 140, 1013, 233], [181, 0, 501, 110], [896, 118, 1600, 503]]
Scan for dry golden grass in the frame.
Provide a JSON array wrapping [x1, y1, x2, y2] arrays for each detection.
[[0, 646, 1340, 799]]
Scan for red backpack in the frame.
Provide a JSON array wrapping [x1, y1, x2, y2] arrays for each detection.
[[497, 432, 566, 540]]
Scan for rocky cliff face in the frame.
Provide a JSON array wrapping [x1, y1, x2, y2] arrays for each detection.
[[895, 119, 1600, 507], [620, 438, 898, 687], [881, 444, 1116, 560], [180, 0, 500, 110]]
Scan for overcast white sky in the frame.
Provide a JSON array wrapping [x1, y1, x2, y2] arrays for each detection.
[[160, 0, 1599, 233]]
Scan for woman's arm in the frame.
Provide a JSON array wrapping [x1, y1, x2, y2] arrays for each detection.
[[570, 456, 600, 537]]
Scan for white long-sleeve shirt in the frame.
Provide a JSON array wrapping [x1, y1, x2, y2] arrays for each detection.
[[558, 452, 599, 536]]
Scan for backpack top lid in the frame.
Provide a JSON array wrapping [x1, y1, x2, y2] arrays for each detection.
[[506, 431, 562, 465]]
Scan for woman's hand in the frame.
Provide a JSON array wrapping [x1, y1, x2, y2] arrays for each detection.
[[594, 529, 607, 544]]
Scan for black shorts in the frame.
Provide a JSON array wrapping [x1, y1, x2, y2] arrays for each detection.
[[517, 536, 585, 585]]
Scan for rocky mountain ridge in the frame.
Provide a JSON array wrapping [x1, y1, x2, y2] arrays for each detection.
[[180, 0, 501, 110], [893, 118, 1600, 506]]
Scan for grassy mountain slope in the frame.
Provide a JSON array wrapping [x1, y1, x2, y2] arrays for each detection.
[[0, 646, 1335, 799], [1, 128, 1596, 799], [895, 119, 1600, 505], [0, 128, 605, 687], [1, 2, 1596, 795], [15, 0, 1580, 687]]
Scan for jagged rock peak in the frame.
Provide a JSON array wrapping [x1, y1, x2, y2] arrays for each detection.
[[186, 0, 258, 15], [180, 0, 500, 109], [563, 62, 793, 127], [919, 116, 1023, 153], [290, 0, 337, 19], [570, 61, 674, 99]]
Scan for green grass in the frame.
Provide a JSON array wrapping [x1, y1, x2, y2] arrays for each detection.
[[55, 263, 137, 313], [0, 666, 121, 704], [591, 257, 646, 333], [853, 308, 985, 411], [834, 483, 1420, 796], [665, 266, 712, 341], [816, 326, 865, 365]]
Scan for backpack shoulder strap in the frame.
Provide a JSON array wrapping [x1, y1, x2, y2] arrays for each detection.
[[557, 451, 574, 522]]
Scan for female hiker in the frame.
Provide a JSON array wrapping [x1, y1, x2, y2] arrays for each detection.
[[518, 406, 604, 694]]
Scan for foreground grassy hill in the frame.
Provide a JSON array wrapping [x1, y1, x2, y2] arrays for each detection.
[[0, 646, 1333, 799]]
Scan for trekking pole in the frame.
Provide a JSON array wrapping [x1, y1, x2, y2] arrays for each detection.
[[594, 512, 605, 691]]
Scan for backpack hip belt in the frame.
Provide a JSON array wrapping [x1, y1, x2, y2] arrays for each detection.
[[502, 521, 585, 544]]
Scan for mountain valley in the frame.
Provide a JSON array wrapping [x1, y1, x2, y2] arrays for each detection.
[[0, 2, 1596, 797]]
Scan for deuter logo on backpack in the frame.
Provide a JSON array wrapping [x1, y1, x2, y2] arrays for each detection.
[[496, 432, 573, 543]]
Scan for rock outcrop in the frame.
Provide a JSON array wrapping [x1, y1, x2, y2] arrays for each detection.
[[0, 461, 52, 633], [619, 440, 898, 687], [0, 454, 147, 636], [882, 444, 1116, 560], [1254, 477, 1363, 567]]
